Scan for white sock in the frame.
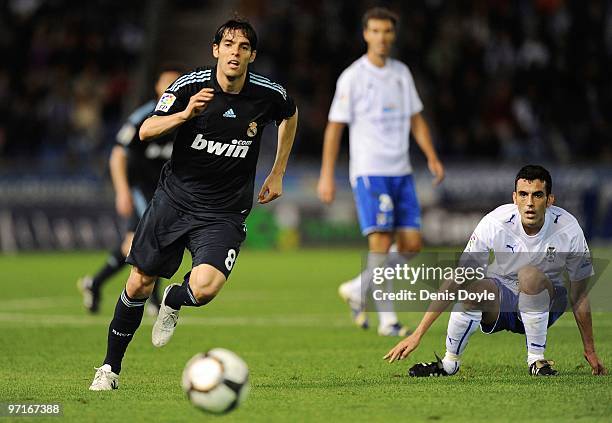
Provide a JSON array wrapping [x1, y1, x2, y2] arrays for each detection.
[[375, 279, 399, 329], [518, 290, 550, 365], [375, 250, 405, 328], [442, 303, 482, 374]]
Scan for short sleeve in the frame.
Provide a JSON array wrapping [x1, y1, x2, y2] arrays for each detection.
[[152, 89, 188, 117], [405, 67, 423, 116], [152, 69, 208, 116], [566, 227, 595, 282], [459, 217, 493, 269], [464, 218, 493, 254], [273, 91, 296, 125], [328, 71, 353, 124]]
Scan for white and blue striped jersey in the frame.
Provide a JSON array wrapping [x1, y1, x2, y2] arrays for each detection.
[[328, 56, 423, 183], [463, 204, 594, 293]]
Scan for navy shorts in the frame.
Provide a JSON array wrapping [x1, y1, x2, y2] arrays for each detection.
[[480, 278, 568, 334], [127, 189, 246, 279], [125, 186, 154, 232], [352, 175, 421, 236]]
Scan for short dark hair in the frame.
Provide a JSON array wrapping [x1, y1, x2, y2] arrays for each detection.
[[515, 165, 553, 195], [362, 7, 399, 29], [213, 18, 258, 51]]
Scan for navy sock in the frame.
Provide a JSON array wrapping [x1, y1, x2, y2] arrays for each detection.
[[164, 273, 202, 309], [103, 289, 146, 374], [92, 247, 126, 292]]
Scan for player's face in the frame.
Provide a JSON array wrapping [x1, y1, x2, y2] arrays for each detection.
[[155, 71, 182, 99], [363, 19, 396, 58], [513, 179, 554, 232], [213, 29, 256, 78]]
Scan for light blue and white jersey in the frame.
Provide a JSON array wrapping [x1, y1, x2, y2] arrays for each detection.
[[328, 56, 423, 184], [462, 204, 594, 293]]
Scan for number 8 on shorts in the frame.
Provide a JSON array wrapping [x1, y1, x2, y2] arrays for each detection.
[[225, 249, 237, 271]]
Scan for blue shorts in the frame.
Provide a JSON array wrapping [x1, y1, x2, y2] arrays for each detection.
[[480, 279, 568, 334], [352, 175, 421, 236]]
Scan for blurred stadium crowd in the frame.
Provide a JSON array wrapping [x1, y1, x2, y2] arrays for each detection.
[[1, 0, 611, 171], [0, 0, 144, 169]]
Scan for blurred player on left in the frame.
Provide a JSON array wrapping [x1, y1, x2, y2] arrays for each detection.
[[78, 64, 184, 314]]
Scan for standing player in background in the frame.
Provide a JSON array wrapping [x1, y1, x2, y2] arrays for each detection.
[[89, 18, 298, 390], [385, 165, 606, 377], [78, 65, 184, 315], [317, 7, 445, 336]]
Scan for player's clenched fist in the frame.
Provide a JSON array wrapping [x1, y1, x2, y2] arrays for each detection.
[[383, 333, 421, 363], [182, 88, 214, 120]]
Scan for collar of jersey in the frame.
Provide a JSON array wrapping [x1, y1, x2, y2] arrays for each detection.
[[361, 55, 391, 74], [211, 65, 252, 96]]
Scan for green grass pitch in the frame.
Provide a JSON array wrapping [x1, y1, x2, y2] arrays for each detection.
[[0, 249, 610, 422]]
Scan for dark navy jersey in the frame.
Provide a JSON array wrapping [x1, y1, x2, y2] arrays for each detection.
[[152, 66, 296, 214], [116, 100, 175, 199]]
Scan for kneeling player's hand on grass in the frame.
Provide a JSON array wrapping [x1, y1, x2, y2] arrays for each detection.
[[383, 333, 421, 363], [258, 173, 283, 204], [584, 351, 607, 375]]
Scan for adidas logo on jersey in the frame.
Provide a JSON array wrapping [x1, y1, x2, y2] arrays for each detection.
[[190, 134, 251, 158], [223, 108, 237, 118]]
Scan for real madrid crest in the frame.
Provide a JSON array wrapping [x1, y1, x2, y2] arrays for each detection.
[[247, 122, 258, 137]]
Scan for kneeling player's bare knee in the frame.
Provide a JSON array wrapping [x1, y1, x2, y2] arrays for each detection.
[[461, 300, 479, 311], [518, 265, 548, 294]]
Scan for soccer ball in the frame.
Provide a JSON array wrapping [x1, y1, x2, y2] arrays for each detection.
[[182, 348, 250, 414]]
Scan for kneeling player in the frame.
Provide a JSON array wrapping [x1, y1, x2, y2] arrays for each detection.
[[384, 165, 606, 376]]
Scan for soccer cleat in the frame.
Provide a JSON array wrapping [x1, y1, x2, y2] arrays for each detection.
[[89, 364, 119, 391], [529, 359, 557, 376], [152, 284, 180, 347], [378, 323, 412, 337], [77, 276, 99, 313], [408, 353, 450, 377], [338, 281, 368, 329]]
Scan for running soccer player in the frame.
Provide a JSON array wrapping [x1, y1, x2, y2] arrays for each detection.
[[78, 64, 184, 315], [317, 7, 445, 336], [384, 165, 607, 376], [89, 19, 297, 390]]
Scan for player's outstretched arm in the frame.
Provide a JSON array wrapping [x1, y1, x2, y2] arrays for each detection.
[[258, 109, 298, 204], [384, 279, 459, 363], [410, 113, 444, 186], [109, 145, 132, 217], [317, 121, 346, 204], [139, 88, 215, 141], [571, 279, 607, 375]]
